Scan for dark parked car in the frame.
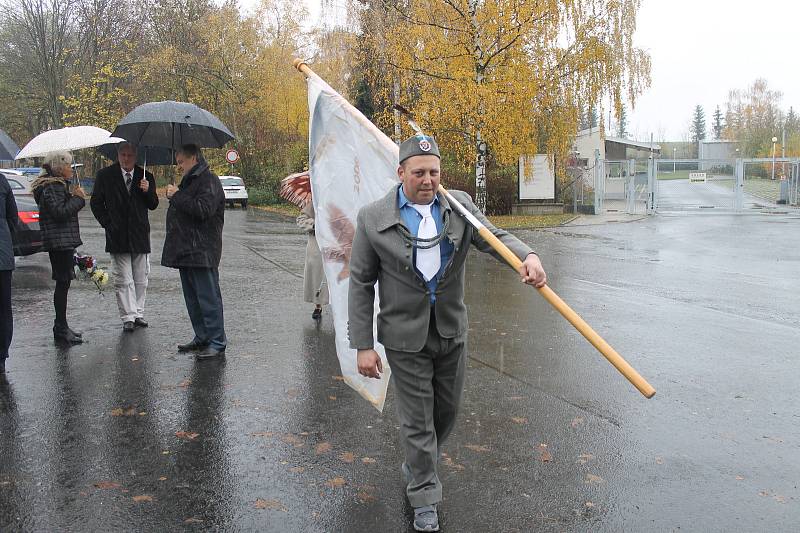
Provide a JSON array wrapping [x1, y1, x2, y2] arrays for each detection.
[[12, 195, 42, 256]]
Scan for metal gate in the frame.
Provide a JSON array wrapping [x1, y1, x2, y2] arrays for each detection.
[[652, 158, 740, 212], [593, 157, 652, 215], [650, 157, 800, 212]]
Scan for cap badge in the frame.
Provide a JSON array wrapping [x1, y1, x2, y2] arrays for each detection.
[[418, 139, 432, 152]]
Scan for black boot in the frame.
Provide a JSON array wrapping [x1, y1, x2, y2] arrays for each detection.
[[67, 325, 82, 338], [54, 323, 83, 344]]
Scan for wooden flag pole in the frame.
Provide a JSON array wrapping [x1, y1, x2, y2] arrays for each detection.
[[439, 185, 656, 399], [294, 57, 655, 399]]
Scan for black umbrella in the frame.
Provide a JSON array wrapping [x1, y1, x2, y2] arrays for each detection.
[[96, 142, 175, 165], [0, 128, 20, 160], [111, 101, 234, 149]]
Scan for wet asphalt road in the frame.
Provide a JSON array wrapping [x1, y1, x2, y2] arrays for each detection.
[[1, 201, 799, 532]]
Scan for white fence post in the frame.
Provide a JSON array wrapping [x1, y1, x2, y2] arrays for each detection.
[[734, 158, 744, 211]]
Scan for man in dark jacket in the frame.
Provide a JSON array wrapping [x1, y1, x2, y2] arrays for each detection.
[[91, 143, 159, 331], [0, 174, 18, 372], [162, 144, 226, 359]]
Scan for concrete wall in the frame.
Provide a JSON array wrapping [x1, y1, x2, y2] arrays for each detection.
[[575, 127, 604, 161]]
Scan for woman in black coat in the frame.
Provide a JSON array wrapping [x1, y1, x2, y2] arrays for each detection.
[[31, 151, 86, 344], [0, 173, 18, 372]]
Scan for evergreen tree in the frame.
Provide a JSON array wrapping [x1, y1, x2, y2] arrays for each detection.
[[712, 105, 724, 139], [786, 106, 799, 135], [617, 106, 627, 137], [691, 105, 707, 142]]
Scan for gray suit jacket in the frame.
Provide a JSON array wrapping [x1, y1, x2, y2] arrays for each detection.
[[348, 185, 534, 353]]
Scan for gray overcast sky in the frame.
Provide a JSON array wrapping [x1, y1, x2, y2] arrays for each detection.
[[240, 0, 798, 142], [630, 0, 799, 141]]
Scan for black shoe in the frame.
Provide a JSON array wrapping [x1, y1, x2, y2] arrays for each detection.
[[134, 318, 148, 328], [54, 325, 83, 344], [195, 347, 225, 360], [312, 308, 322, 320], [67, 326, 82, 338], [178, 340, 208, 352], [0, 359, 5, 373], [123, 321, 135, 332]]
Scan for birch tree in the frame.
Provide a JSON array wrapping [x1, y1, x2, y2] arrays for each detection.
[[356, 0, 651, 212]]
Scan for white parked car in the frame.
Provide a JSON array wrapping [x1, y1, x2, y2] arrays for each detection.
[[1, 170, 32, 196], [219, 175, 248, 208]]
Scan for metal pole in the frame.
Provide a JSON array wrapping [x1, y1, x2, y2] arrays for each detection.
[[735, 158, 743, 211], [771, 137, 777, 180]]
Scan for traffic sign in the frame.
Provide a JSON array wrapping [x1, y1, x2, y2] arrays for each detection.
[[225, 149, 239, 164]]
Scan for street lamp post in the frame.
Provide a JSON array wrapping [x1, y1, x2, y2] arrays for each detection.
[[673, 147, 676, 173], [772, 136, 778, 180]]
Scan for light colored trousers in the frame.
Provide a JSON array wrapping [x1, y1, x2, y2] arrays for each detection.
[[112, 253, 149, 323]]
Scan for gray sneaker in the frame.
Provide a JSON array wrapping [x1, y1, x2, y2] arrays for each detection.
[[413, 505, 439, 532]]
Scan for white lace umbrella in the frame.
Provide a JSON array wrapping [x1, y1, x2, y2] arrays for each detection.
[[16, 126, 125, 159]]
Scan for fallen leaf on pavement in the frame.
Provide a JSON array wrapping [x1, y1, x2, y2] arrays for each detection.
[[441, 456, 465, 471], [571, 417, 585, 428], [325, 477, 346, 488], [585, 474, 604, 485], [94, 481, 121, 490], [332, 375, 345, 381], [735, 475, 744, 480], [511, 417, 528, 424], [158, 477, 167, 481], [314, 442, 332, 455], [357, 491, 376, 503], [655, 456, 664, 465], [178, 379, 191, 388], [255, 499, 287, 511], [110, 407, 137, 417], [537, 444, 553, 463], [133, 495, 153, 503], [464, 444, 490, 453], [339, 452, 355, 463], [361, 457, 377, 464], [251, 432, 274, 438], [184, 518, 204, 524], [281, 434, 304, 447], [577, 453, 594, 464], [289, 466, 305, 474], [328, 396, 337, 401], [175, 431, 199, 440]]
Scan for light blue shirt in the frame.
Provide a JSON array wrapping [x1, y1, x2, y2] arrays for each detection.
[[397, 186, 454, 304]]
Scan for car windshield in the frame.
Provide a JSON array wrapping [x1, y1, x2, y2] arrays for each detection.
[[5, 178, 25, 190], [220, 177, 244, 186]]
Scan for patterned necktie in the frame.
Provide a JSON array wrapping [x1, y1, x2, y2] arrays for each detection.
[[410, 203, 440, 281], [124, 171, 132, 193]]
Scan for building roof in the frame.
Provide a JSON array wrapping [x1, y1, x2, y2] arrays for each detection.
[[605, 136, 661, 151]]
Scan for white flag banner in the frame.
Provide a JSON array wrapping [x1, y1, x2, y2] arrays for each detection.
[[306, 72, 400, 411]]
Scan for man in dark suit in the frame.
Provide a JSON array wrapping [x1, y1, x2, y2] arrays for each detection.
[[90, 142, 159, 332], [348, 134, 547, 532]]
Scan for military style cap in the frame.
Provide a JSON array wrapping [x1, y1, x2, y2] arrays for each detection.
[[399, 134, 440, 164]]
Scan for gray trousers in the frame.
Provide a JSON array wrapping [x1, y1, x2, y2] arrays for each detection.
[[385, 311, 467, 507]]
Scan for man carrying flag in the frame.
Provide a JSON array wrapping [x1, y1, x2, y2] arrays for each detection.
[[348, 134, 547, 531]]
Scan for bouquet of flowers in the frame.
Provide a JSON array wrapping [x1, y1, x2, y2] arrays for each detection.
[[74, 253, 110, 294]]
